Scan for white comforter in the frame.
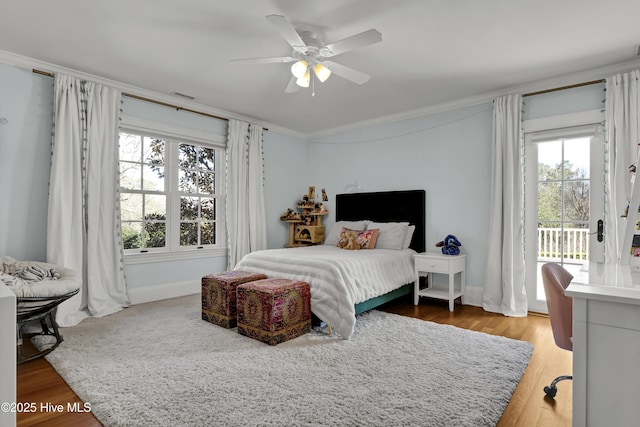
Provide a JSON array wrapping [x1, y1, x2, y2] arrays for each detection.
[[234, 245, 416, 339]]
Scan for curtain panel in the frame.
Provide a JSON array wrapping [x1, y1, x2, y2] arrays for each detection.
[[604, 70, 640, 262], [225, 119, 267, 269], [483, 94, 528, 317], [47, 74, 127, 327]]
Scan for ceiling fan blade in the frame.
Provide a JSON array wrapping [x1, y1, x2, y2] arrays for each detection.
[[324, 29, 382, 56], [285, 76, 300, 93], [266, 14, 307, 53], [229, 56, 295, 65], [323, 61, 370, 85]]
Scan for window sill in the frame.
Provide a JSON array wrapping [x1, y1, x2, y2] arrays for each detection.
[[123, 247, 226, 265]]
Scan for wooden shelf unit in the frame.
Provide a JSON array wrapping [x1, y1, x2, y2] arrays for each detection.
[[282, 203, 327, 247]]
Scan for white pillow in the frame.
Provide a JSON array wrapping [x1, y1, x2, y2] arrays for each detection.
[[324, 221, 368, 245], [402, 225, 416, 249], [367, 221, 409, 250]]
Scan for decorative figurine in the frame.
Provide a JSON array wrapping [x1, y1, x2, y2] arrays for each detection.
[[435, 234, 462, 255]]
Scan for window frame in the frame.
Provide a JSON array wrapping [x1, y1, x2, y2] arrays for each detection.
[[119, 116, 226, 264]]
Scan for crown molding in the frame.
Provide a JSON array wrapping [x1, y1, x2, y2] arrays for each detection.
[[3, 49, 640, 142], [307, 58, 640, 141], [0, 50, 306, 140], [306, 96, 491, 141]]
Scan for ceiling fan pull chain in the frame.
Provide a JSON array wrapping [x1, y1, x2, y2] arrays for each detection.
[[312, 72, 316, 97]]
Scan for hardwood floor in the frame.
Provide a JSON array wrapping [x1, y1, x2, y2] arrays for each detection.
[[16, 297, 571, 427], [16, 354, 101, 427]]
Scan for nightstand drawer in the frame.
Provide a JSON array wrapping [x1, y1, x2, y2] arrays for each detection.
[[415, 257, 450, 273]]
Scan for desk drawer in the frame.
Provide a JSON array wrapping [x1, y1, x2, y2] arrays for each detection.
[[415, 257, 450, 273]]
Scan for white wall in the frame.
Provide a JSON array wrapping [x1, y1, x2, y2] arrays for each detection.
[[0, 60, 610, 308], [308, 104, 493, 302], [0, 63, 307, 304], [262, 131, 310, 249], [0, 65, 53, 261], [523, 82, 606, 120], [305, 83, 605, 305], [118, 90, 309, 300]]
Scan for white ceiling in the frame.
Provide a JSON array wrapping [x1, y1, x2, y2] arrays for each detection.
[[2, 0, 640, 136]]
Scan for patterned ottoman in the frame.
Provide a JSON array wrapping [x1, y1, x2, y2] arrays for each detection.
[[237, 278, 311, 345], [201, 270, 267, 328]]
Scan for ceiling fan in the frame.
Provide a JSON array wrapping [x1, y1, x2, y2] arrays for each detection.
[[230, 14, 382, 94]]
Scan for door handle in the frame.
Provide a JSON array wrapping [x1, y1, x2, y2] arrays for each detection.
[[597, 219, 604, 242]]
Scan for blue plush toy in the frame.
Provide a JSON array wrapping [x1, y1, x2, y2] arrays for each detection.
[[435, 234, 462, 255]]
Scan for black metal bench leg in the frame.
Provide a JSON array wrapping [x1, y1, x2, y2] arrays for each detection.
[[16, 323, 24, 363]]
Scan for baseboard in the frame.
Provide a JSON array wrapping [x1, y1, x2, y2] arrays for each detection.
[[127, 280, 200, 305], [126, 280, 484, 309], [462, 284, 484, 308]]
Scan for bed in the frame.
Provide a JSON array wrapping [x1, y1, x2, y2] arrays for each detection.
[[235, 189, 425, 339]]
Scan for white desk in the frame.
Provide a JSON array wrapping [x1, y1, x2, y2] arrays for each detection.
[[0, 285, 16, 427], [566, 263, 640, 427]]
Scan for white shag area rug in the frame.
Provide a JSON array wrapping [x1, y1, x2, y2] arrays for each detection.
[[43, 294, 533, 427]]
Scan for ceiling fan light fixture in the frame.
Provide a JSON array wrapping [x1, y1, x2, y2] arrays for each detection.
[[313, 63, 331, 83], [231, 15, 383, 94], [296, 70, 311, 88], [290, 60, 308, 78]]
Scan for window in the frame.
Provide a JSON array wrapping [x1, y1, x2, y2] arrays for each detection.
[[176, 143, 217, 246], [119, 126, 224, 258], [119, 133, 167, 251]]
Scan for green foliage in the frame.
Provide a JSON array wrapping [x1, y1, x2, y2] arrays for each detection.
[[121, 213, 166, 250], [537, 160, 589, 226], [144, 213, 166, 248], [147, 138, 165, 177], [147, 139, 215, 194], [122, 224, 141, 250], [121, 136, 217, 249]]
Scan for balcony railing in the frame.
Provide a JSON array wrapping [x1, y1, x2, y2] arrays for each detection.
[[538, 227, 589, 261]]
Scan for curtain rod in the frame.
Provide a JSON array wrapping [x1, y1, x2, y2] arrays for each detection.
[[523, 79, 605, 97], [32, 68, 252, 125], [122, 93, 228, 122]]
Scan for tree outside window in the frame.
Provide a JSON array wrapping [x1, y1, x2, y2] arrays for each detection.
[[119, 132, 219, 252]]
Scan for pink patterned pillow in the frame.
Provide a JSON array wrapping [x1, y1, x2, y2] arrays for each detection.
[[356, 228, 379, 249], [337, 227, 363, 250]]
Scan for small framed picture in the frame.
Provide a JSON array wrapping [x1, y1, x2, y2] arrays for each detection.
[[308, 186, 316, 200]]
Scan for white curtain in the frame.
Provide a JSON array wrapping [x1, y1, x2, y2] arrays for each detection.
[[604, 70, 640, 262], [483, 94, 528, 316], [225, 119, 267, 269], [47, 74, 127, 327]]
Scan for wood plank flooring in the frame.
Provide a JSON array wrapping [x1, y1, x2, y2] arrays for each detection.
[[16, 297, 571, 427]]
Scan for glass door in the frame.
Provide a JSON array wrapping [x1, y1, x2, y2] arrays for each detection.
[[524, 127, 604, 313]]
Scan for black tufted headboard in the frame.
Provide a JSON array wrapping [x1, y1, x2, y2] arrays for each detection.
[[335, 189, 426, 253]]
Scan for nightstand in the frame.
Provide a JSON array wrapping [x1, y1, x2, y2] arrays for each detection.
[[414, 252, 466, 311]]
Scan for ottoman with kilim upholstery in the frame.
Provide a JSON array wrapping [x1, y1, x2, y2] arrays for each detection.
[[237, 278, 311, 345], [201, 270, 267, 328]]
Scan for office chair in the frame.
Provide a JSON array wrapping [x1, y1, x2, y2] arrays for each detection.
[[540, 262, 573, 399]]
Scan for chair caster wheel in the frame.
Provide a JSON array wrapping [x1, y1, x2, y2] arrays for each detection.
[[544, 385, 557, 398]]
